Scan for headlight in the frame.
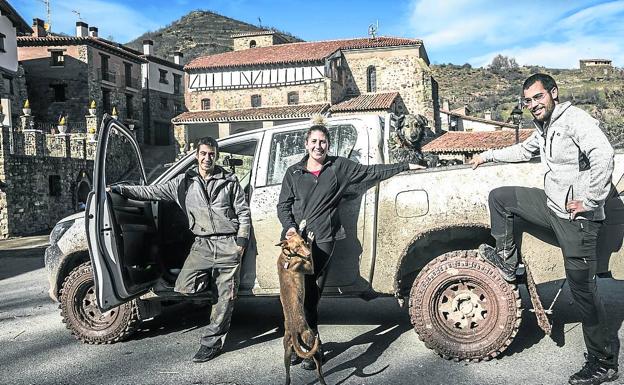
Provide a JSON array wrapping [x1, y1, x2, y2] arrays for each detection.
[[49, 220, 73, 245]]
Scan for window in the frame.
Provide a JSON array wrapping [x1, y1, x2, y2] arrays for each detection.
[[2, 75, 13, 95], [49, 175, 61, 196], [173, 74, 182, 94], [102, 88, 111, 113], [124, 62, 133, 88], [0, 33, 5, 52], [174, 102, 182, 114], [217, 140, 258, 197], [201, 98, 210, 110], [51, 51, 64, 67], [249, 40, 256, 48], [100, 54, 113, 82], [266, 124, 358, 185], [251, 94, 261, 107], [366, 66, 376, 92], [51, 84, 67, 102], [126, 94, 133, 119], [287, 91, 299, 105], [159, 69, 168, 84], [160, 97, 168, 110]]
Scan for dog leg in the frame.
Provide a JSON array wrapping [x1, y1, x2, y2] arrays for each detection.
[[313, 352, 327, 385], [284, 337, 293, 385]]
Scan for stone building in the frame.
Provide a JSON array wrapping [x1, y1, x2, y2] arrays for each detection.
[[579, 58, 615, 79], [17, 19, 146, 140], [173, 31, 438, 149], [0, 0, 32, 128], [139, 40, 185, 146]]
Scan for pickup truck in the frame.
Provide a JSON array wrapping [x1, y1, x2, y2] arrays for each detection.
[[44, 114, 624, 361]]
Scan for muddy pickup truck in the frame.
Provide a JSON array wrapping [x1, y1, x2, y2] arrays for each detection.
[[44, 115, 624, 361]]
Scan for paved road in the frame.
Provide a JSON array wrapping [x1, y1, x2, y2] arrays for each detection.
[[1, 236, 624, 385]]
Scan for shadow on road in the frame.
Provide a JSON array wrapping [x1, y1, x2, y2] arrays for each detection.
[[0, 246, 46, 281]]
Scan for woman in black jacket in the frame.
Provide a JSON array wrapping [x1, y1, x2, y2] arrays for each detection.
[[276, 122, 423, 369]]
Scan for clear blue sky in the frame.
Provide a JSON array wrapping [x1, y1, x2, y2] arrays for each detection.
[[11, 0, 624, 68]]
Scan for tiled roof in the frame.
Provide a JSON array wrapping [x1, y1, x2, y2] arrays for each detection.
[[17, 36, 146, 62], [185, 36, 423, 70], [329, 92, 399, 112], [231, 30, 276, 38], [440, 108, 518, 129], [422, 129, 534, 153], [172, 103, 329, 124]]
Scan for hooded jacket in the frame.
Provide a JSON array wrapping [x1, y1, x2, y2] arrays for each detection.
[[277, 155, 408, 242], [119, 165, 251, 246], [480, 101, 614, 220]]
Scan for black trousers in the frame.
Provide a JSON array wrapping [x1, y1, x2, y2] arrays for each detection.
[[303, 240, 335, 333], [489, 186, 618, 368]]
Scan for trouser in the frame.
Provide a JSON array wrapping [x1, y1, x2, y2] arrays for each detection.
[[174, 235, 241, 349], [303, 240, 335, 333], [489, 186, 618, 368]]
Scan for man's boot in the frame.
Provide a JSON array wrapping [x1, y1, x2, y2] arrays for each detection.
[[478, 244, 517, 282], [302, 344, 324, 371], [569, 354, 619, 385]]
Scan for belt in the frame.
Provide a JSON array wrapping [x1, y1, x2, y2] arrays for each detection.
[[195, 234, 235, 240]]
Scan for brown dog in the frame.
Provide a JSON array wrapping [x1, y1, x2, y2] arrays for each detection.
[[276, 232, 327, 385]]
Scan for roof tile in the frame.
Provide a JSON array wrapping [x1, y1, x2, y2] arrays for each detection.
[[329, 92, 399, 112], [422, 130, 534, 153], [185, 37, 422, 70], [172, 103, 329, 123]]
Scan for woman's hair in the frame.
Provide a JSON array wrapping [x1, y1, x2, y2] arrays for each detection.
[[305, 124, 331, 146]]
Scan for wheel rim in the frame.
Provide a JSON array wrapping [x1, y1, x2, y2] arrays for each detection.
[[74, 281, 119, 331], [432, 276, 498, 342]]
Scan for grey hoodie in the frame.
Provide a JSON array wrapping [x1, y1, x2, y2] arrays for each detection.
[[481, 101, 614, 220], [119, 166, 251, 246]]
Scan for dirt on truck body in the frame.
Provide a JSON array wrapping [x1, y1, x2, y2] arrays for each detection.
[[45, 114, 624, 361]]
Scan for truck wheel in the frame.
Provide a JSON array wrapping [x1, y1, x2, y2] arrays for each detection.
[[409, 249, 521, 361], [59, 262, 139, 344]]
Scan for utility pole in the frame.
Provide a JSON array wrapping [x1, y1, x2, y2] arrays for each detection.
[[39, 0, 51, 31]]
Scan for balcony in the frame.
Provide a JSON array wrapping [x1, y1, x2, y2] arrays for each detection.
[[98, 70, 116, 84], [124, 76, 140, 90]]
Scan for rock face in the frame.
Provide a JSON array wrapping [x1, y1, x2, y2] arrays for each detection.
[[125, 10, 301, 63]]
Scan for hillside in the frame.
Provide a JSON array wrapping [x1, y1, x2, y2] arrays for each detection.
[[125, 10, 301, 63], [432, 64, 624, 147]]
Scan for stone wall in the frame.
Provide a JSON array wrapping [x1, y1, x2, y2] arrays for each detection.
[[341, 47, 438, 130], [233, 34, 275, 51], [186, 80, 329, 110], [0, 120, 135, 238]]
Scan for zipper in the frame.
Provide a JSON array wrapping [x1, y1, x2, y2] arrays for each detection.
[[549, 130, 555, 158]]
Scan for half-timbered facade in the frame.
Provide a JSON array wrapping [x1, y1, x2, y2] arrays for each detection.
[[173, 32, 439, 149]]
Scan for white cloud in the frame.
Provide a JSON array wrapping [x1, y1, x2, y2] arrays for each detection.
[[405, 0, 624, 68]]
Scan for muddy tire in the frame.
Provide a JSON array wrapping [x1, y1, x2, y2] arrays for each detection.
[[59, 262, 139, 344], [409, 249, 521, 361]]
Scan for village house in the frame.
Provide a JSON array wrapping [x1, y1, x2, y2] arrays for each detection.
[[17, 19, 145, 139], [439, 100, 518, 132], [0, 0, 31, 126], [172, 31, 439, 150], [579, 58, 615, 79]]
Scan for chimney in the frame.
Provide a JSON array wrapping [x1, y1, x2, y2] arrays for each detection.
[[76, 21, 88, 37], [88, 26, 98, 38], [442, 99, 450, 111], [484, 110, 492, 121], [143, 39, 154, 56], [173, 51, 183, 65], [32, 18, 46, 37]]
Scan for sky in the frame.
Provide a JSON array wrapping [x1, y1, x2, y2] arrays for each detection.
[[10, 0, 624, 69]]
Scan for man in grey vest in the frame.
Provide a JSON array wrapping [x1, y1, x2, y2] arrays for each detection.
[[113, 136, 251, 363], [470, 74, 618, 385]]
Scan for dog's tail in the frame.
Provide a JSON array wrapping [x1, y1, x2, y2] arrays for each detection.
[[291, 333, 320, 359]]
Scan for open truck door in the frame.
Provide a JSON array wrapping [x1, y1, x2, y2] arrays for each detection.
[[85, 116, 160, 310]]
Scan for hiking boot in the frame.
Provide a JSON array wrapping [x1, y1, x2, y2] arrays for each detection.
[[290, 351, 303, 365], [192, 345, 221, 363], [569, 355, 618, 385], [478, 244, 516, 282]]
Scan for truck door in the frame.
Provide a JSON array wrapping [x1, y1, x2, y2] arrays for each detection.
[[86, 117, 159, 310]]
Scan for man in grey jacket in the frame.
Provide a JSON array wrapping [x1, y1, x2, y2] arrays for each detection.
[[113, 136, 251, 363], [470, 74, 618, 385]]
